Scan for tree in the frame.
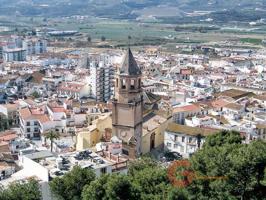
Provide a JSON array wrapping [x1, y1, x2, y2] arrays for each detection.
[[45, 130, 60, 152], [31, 29, 36, 36], [128, 157, 158, 176], [0, 179, 41, 200], [50, 166, 95, 200], [82, 158, 173, 200], [31, 91, 40, 99], [187, 131, 266, 200], [0, 116, 10, 131], [227, 140, 266, 199], [203, 130, 243, 148], [131, 167, 170, 199], [87, 36, 91, 42], [105, 175, 134, 200], [82, 174, 109, 200], [128, 35, 132, 45], [167, 188, 189, 200], [101, 36, 106, 42], [60, 158, 187, 200], [82, 174, 134, 200]]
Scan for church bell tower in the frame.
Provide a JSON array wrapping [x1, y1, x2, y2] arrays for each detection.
[[112, 48, 143, 158]]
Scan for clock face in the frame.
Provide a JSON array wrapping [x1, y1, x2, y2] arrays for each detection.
[[120, 130, 127, 138]]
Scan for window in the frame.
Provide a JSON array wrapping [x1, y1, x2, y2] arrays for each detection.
[[182, 136, 185, 142], [174, 135, 178, 141], [27, 128, 31, 133], [34, 121, 38, 126], [174, 144, 178, 149], [34, 128, 39, 132], [122, 149, 129, 155], [167, 142, 172, 147], [180, 146, 184, 152], [189, 137, 192, 143], [130, 79, 135, 89], [116, 78, 118, 87], [121, 79, 126, 89], [101, 167, 107, 174], [138, 79, 141, 88], [26, 122, 30, 126]]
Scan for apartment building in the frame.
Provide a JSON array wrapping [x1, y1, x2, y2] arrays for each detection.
[[19, 107, 50, 139], [22, 38, 47, 56], [87, 60, 114, 102], [172, 104, 202, 125], [3, 48, 26, 62]]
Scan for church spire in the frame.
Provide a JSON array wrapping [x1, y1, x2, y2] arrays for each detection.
[[119, 48, 141, 76]]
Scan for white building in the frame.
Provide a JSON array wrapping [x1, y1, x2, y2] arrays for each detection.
[[22, 38, 47, 56], [87, 60, 114, 102], [223, 103, 245, 120], [0, 103, 21, 126], [172, 103, 203, 125], [3, 48, 26, 62], [57, 82, 91, 100], [19, 107, 51, 138], [185, 115, 217, 127], [43, 75, 63, 91], [18, 149, 116, 181], [164, 123, 217, 158]]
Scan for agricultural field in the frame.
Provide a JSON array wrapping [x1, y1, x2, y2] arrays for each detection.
[[0, 15, 266, 50]]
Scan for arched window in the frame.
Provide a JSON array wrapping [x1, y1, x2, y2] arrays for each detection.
[[121, 79, 126, 89], [130, 79, 135, 89]]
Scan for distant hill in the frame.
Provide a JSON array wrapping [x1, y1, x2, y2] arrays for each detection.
[[0, 0, 265, 21]]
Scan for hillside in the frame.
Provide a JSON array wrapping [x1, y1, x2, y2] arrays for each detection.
[[0, 0, 265, 21]]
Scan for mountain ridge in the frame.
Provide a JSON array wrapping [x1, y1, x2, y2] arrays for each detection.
[[0, 0, 265, 20]]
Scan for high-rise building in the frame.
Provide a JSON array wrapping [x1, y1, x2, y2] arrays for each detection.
[[87, 59, 114, 102], [3, 48, 27, 62], [112, 48, 143, 158], [22, 38, 47, 56], [79, 53, 90, 69]]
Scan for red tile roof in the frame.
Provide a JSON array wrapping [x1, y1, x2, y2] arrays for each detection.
[[180, 69, 192, 75], [173, 104, 201, 113], [19, 107, 50, 123], [0, 131, 17, 142], [211, 99, 230, 108], [58, 82, 86, 92]]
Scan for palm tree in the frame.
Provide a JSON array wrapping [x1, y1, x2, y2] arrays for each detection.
[[45, 130, 60, 152]]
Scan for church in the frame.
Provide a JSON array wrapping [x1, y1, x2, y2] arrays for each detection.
[[112, 48, 143, 158], [76, 48, 172, 158]]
